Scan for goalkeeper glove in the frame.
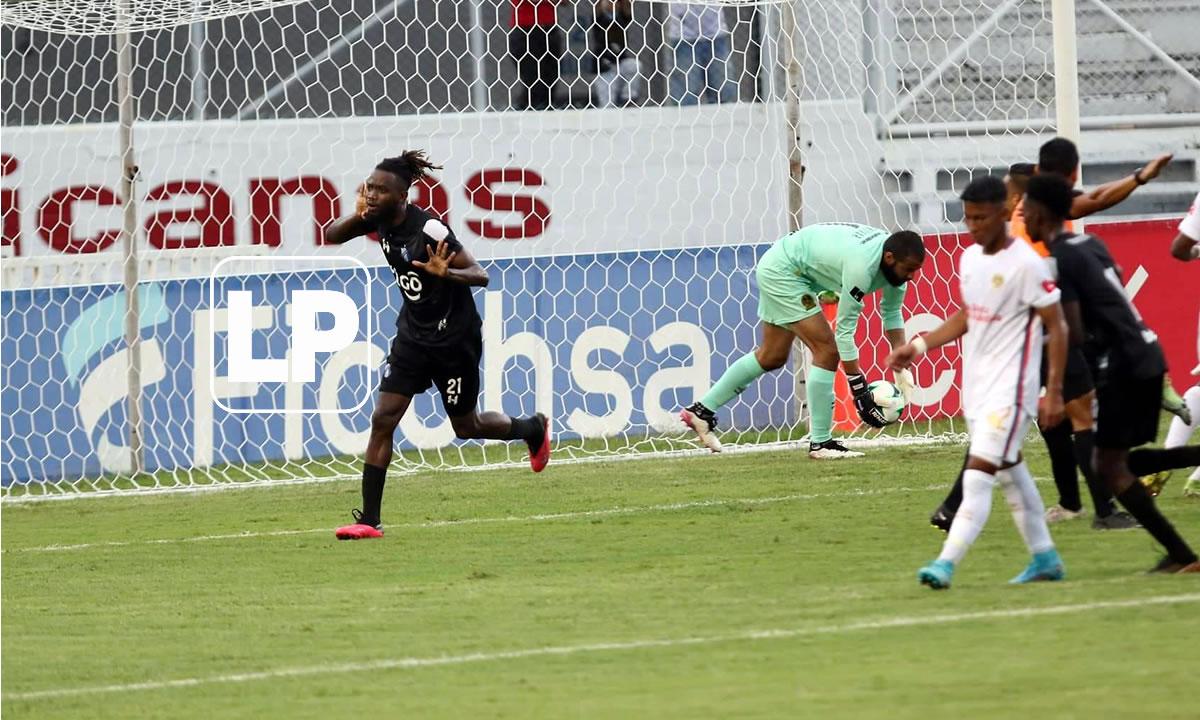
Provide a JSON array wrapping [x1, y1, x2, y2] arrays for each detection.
[[847, 373, 888, 428]]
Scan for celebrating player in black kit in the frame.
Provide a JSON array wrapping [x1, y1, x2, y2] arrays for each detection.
[[1024, 174, 1200, 573], [325, 151, 551, 540]]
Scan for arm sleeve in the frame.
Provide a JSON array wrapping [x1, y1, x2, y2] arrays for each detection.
[[833, 267, 870, 362], [422, 217, 462, 252], [1022, 254, 1061, 309], [1179, 191, 1200, 240], [880, 283, 907, 331], [1050, 254, 1077, 304]]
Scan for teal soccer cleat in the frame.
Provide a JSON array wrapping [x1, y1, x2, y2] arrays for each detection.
[[918, 559, 954, 590], [1010, 549, 1065, 584]]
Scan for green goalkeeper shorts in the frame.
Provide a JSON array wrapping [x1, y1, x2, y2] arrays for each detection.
[[755, 242, 825, 327]]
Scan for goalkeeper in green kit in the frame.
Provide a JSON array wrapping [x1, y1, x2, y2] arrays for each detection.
[[682, 223, 926, 458]]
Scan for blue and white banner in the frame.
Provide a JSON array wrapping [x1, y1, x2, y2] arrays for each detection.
[[1, 246, 798, 485]]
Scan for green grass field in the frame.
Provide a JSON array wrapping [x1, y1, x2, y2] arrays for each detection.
[[3, 441, 1198, 719]]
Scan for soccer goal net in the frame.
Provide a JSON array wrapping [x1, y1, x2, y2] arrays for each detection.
[[2, 0, 1194, 498]]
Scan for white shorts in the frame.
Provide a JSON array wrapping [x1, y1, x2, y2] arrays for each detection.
[[966, 406, 1034, 467]]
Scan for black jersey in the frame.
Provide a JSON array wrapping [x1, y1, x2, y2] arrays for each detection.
[[376, 205, 481, 347], [1049, 231, 1166, 381]]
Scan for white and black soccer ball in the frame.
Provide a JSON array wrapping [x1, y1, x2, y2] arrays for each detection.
[[868, 380, 906, 425]]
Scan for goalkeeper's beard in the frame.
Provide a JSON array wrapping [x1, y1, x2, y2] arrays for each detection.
[[880, 260, 905, 287]]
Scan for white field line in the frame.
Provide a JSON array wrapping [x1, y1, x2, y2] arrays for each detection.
[[8, 482, 953, 554], [7, 593, 1197, 702], [1, 434, 965, 504]]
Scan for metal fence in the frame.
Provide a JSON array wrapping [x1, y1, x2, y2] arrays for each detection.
[[4, 1, 1197, 130]]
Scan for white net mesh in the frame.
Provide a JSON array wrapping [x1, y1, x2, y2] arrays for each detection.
[[3, 0, 1197, 498], [0, 0, 315, 36]]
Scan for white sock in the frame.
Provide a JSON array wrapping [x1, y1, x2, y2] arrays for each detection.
[[938, 469, 994, 565], [997, 461, 1054, 554], [1165, 386, 1200, 448]]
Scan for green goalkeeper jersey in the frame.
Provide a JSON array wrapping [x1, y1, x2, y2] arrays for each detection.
[[772, 222, 908, 361]]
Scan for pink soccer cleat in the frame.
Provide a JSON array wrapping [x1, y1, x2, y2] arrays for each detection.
[[335, 509, 383, 540], [529, 413, 551, 472]]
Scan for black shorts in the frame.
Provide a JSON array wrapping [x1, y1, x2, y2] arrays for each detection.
[[1095, 372, 1162, 449], [378, 331, 481, 416], [1041, 346, 1094, 402]]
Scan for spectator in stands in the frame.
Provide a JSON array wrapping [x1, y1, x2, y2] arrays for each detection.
[[591, 0, 640, 108], [667, 3, 735, 106], [509, 0, 564, 110]]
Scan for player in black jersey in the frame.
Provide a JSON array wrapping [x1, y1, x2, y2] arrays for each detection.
[[324, 151, 552, 540], [1025, 174, 1200, 573]]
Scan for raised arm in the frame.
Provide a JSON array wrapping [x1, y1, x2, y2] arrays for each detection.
[[324, 185, 374, 245], [324, 215, 373, 245], [444, 245, 489, 287], [412, 240, 490, 287], [1069, 153, 1172, 219]]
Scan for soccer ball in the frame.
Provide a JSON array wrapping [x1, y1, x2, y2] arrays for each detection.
[[868, 380, 906, 424]]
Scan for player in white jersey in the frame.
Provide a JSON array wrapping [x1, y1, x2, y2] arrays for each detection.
[[888, 176, 1069, 589], [1161, 190, 1200, 495]]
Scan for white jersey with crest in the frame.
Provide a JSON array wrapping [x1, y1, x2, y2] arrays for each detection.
[[958, 237, 1061, 420]]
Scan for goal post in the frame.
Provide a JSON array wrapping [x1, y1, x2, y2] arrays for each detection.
[[116, 19, 145, 475], [5, 0, 1193, 499]]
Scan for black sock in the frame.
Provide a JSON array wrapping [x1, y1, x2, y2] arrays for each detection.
[[942, 453, 968, 513], [1042, 420, 1081, 511], [1072, 429, 1115, 517], [1128, 445, 1200, 476], [361, 463, 387, 524], [506, 415, 543, 446], [1115, 482, 1198, 565]]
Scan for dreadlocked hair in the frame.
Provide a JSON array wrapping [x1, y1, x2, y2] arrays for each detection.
[[375, 150, 442, 188]]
